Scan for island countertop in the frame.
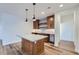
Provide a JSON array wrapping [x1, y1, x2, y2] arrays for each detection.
[[17, 33, 48, 42]]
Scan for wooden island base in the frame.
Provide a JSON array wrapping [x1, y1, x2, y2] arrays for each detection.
[[22, 37, 47, 55]]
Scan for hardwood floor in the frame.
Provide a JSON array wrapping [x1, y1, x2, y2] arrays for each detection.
[[59, 40, 75, 52], [0, 42, 78, 55]]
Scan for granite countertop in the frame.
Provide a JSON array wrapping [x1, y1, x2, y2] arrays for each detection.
[[17, 33, 48, 42]]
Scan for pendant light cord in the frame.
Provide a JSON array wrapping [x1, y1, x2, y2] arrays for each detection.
[[33, 4, 35, 17], [25, 9, 28, 22]]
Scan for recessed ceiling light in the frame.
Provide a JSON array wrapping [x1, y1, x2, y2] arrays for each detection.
[[41, 12, 45, 14], [59, 4, 63, 7]]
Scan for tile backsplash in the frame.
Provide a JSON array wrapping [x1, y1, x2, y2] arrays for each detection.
[[32, 29, 55, 34]]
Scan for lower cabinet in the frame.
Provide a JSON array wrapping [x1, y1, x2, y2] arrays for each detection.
[[22, 38, 47, 55]]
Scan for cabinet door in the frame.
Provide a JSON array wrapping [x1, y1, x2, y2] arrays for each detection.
[[47, 16, 54, 29], [36, 20, 39, 29], [33, 20, 39, 29], [33, 21, 36, 29], [22, 38, 33, 54]]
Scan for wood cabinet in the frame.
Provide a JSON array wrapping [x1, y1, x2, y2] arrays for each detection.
[[22, 37, 48, 55], [47, 15, 54, 29], [33, 20, 39, 29]]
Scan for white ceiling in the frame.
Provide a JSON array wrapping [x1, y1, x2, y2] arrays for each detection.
[[0, 3, 79, 20]]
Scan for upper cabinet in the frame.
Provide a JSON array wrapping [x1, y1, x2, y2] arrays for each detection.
[[33, 15, 54, 29], [33, 20, 39, 29], [47, 15, 54, 29]]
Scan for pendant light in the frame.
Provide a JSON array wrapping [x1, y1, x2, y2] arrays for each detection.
[[25, 9, 28, 22], [33, 3, 36, 21]]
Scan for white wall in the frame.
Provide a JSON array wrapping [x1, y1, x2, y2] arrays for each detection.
[[0, 10, 33, 45], [60, 14, 74, 41]]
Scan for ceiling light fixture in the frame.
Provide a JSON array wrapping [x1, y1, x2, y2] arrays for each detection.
[[59, 4, 63, 7], [25, 9, 28, 22], [33, 3, 36, 21]]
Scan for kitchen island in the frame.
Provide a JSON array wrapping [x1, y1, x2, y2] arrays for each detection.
[[18, 34, 48, 55]]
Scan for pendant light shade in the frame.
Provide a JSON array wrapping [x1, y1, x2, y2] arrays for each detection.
[[33, 3, 36, 21], [33, 16, 35, 19], [33, 3, 36, 5], [25, 9, 28, 22]]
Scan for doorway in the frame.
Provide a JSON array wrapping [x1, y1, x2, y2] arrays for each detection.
[[59, 12, 75, 51]]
